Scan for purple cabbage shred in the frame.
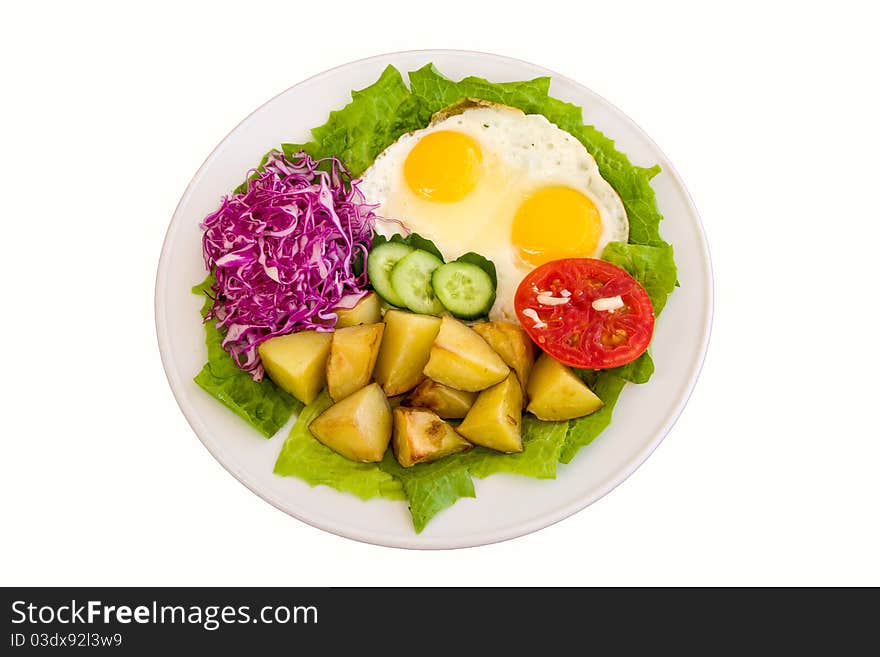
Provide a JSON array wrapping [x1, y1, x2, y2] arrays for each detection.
[[201, 151, 376, 380]]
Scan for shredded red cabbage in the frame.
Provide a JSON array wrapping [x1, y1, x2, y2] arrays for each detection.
[[201, 151, 376, 380]]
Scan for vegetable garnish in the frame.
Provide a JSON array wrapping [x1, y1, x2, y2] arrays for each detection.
[[201, 151, 377, 380], [367, 232, 498, 319], [515, 258, 655, 369]]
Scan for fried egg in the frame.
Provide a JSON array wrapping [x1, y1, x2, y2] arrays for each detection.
[[359, 102, 629, 321]]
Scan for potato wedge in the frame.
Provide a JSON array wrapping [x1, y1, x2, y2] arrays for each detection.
[[392, 407, 472, 467], [423, 316, 509, 392], [374, 310, 441, 396], [472, 321, 535, 401], [326, 323, 385, 401], [258, 330, 332, 404], [335, 292, 382, 328], [526, 353, 604, 421], [457, 372, 523, 453], [403, 379, 476, 419], [309, 383, 392, 462]]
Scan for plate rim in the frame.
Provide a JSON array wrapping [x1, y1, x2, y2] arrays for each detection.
[[155, 49, 714, 550]]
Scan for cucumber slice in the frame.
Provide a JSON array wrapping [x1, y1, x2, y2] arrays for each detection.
[[431, 261, 495, 319], [367, 242, 414, 307], [390, 250, 446, 315]]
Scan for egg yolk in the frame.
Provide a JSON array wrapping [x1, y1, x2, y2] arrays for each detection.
[[512, 186, 603, 265], [404, 130, 482, 202]]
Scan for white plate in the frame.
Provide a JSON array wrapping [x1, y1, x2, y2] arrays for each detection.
[[155, 50, 712, 549]]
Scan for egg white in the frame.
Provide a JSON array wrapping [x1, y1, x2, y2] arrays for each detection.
[[359, 106, 629, 322]]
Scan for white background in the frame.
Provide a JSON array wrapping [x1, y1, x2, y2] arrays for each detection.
[[2, 1, 878, 586]]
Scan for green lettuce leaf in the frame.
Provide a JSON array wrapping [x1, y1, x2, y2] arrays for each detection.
[[601, 241, 678, 316], [560, 373, 627, 463], [610, 350, 655, 384], [309, 65, 423, 176], [273, 391, 405, 501], [408, 64, 553, 124], [379, 451, 476, 533], [378, 417, 568, 531], [192, 276, 301, 437], [468, 416, 569, 480]]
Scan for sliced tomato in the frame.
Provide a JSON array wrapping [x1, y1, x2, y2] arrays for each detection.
[[514, 258, 655, 369]]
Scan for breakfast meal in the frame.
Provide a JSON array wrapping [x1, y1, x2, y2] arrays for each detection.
[[192, 64, 677, 532]]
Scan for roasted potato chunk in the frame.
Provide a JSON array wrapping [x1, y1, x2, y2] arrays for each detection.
[[457, 372, 523, 453], [472, 321, 535, 401], [526, 353, 604, 421], [326, 323, 385, 401], [309, 383, 392, 462], [258, 330, 332, 404], [373, 310, 441, 396], [423, 316, 509, 392], [335, 292, 382, 328], [392, 407, 472, 467], [403, 379, 476, 419]]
